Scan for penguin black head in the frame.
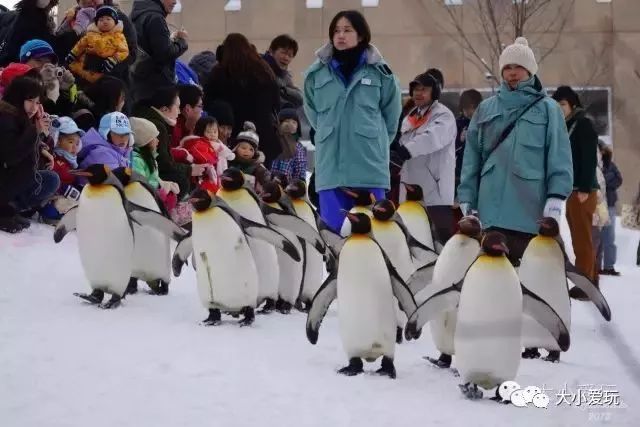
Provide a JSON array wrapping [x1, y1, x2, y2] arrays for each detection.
[[537, 217, 560, 237], [112, 167, 133, 186], [341, 188, 376, 206], [285, 179, 307, 199], [271, 172, 289, 189], [346, 212, 372, 235], [261, 181, 283, 204], [372, 199, 396, 221], [189, 188, 214, 212], [458, 215, 482, 240], [481, 231, 509, 257], [403, 183, 424, 202], [220, 168, 245, 190], [70, 164, 112, 185]]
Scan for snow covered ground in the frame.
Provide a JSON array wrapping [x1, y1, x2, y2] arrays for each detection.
[[1, 220, 639, 427]]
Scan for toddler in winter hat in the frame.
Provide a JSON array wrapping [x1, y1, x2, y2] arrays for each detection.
[[19, 39, 59, 65], [99, 112, 134, 147], [52, 116, 85, 163], [234, 121, 260, 160], [499, 37, 538, 76]]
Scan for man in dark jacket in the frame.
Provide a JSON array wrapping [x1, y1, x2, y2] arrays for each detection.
[[263, 35, 303, 108], [598, 143, 623, 276], [130, 0, 188, 104]]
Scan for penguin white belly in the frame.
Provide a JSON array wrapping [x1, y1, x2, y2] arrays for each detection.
[[293, 201, 325, 303], [454, 256, 522, 389], [192, 208, 258, 311], [520, 237, 571, 351], [340, 206, 372, 237], [338, 238, 396, 361], [275, 226, 304, 304], [428, 235, 480, 355], [124, 183, 171, 283], [218, 189, 279, 304], [397, 202, 434, 249], [77, 186, 133, 296]]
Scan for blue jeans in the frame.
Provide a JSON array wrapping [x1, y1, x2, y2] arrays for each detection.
[[599, 206, 617, 269], [13, 171, 60, 211], [319, 187, 386, 233]]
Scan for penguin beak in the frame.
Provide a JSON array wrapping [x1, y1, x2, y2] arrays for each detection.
[[536, 219, 551, 229], [346, 212, 359, 223], [221, 176, 234, 183], [341, 188, 358, 198], [69, 169, 93, 177], [373, 206, 387, 213], [491, 242, 509, 255], [262, 193, 272, 199], [402, 182, 415, 192]]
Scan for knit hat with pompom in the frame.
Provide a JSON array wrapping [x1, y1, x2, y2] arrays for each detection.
[[235, 121, 259, 149], [499, 37, 538, 76]]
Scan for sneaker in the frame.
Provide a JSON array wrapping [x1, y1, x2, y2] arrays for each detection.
[[599, 268, 620, 277]]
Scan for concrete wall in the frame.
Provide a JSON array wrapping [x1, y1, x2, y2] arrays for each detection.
[[58, 0, 640, 203]]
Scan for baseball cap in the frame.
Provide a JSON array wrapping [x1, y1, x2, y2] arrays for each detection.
[[51, 116, 85, 145], [99, 112, 133, 142]]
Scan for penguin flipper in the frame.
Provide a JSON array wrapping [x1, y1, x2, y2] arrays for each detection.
[[239, 217, 301, 262], [127, 202, 187, 241], [264, 207, 326, 254], [317, 217, 346, 255], [566, 267, 612, 321], [172, 235, 193, 277], [394, 215, 439, 263], [306, 270, 337, 345], [407, 261, 436, 295], [53, 206, 78, 243], [385, 255, 418, 319], [405, 283, 461, 341], [521, 284, 571, 351]]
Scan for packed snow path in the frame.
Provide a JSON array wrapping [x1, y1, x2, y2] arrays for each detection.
[[1, 223, 640, 427]]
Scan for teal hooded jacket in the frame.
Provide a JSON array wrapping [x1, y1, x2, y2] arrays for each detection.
[[303, 43, 402, 191], [457, 76, 574, 234]]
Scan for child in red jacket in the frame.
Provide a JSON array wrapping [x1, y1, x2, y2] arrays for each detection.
[[179, 117, 229, 194]]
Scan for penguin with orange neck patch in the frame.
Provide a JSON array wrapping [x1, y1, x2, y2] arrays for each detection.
[[405, 231, 570, 400], [306, 212, 418, 379], [339, 188, 376, 237], [520, 217, 611, 362], [397, 183, 440, 253], [54, 164, 184, 309]]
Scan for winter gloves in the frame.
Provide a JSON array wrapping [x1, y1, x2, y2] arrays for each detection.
[[102, 57, 118, 73], [543, 197, 564, 222]]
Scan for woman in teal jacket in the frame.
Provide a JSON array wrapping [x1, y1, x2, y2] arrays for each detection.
[[303, 10, 401, 232], [457, 38, 573, 265]]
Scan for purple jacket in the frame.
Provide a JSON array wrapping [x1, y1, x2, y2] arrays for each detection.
[[78, 128, 132, 171]]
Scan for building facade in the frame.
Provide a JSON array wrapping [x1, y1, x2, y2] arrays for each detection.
[[59, 0, 640, 202]]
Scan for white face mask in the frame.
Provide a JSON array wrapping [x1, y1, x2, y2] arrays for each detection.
[[37, 0, 51, 9]]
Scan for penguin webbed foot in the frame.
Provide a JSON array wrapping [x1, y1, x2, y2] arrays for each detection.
[[239, 307, 255, 327], [459, 383, 483, 400], [258, 298, 276, 314], [148, 280, 169, 296], [426, 353, 452, 369], [125, 277, 138, 296], [276, 299, 292, 315], [202, 309, 221, 326], [396, 327, 403, 344], [337, 358, 364, 376], [74, 289, 104, 305], [375, 356, 396, 379], [522, 348, 541, 359], [101, 294, 122, 309], [543, 351, 560, 363], [489, 387, 510, 404]]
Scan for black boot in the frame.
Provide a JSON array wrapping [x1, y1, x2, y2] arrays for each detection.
[[202, 309, 221, 326], [259, 298, 275, 314], [522, 347, 541, 359], [426, 353, 452, 368], [125, 277, 138, 296], [239, 306, 255, 327], [338, 358, 364, 376], [375, 356, 396, 379], [543, 350, 560, 363], [0, 214, 28, 233], [74, 289, 105, 304]]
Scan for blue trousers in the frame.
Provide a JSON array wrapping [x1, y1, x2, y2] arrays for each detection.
[[13, 170, 60, 211], [598, 206, 617, 269], [319, 187, 386, 233]]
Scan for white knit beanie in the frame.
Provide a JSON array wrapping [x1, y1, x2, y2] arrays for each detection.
[[499, 37, 538, 76], [235, 121, 260, 149], [129, 117, 160, 148]]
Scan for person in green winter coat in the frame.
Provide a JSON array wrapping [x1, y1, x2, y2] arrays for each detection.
[[303, 10, 402, 232], [457, 37, 573, 265], [129, 116, 179, 212]]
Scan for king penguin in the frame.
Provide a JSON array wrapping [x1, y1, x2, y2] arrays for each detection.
[[405, 231, 570, 400], [286, 179, 326, 312], [396, 183, 440, 253], [339, 188, 376, 237], [422, 215, 482, 369], [306, 212, 418, 379], [520, 217, 611, 362], [112, 167, 174, 296], [54, 164, 184, 309], [217, 168, 281, 312], [172, 188, 300, 326]]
